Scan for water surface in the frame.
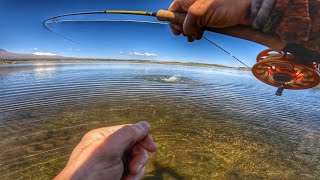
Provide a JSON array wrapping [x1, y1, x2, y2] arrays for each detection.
[[0, 62, 320, 179]]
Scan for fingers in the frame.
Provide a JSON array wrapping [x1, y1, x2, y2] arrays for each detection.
[[168, 0, 193, 39], [138, 135, 157, 152], [125, 167, 145, 180], [137, 166, 146, 180], [170, 24, 182, 36], [129, 145, 148, 175], [188, 36, 195, 42], [168, 0, 205, 42], [125, 145, 147, 180], [104, 121, 154, 156], [125, 135, 156, 179], [169, 0, 194, 12], [183, 1, 208, 41]]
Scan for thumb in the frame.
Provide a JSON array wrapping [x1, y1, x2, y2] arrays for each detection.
[[104, 121, 152, 157]]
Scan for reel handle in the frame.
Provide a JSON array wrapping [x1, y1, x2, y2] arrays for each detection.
[[156, 10, 286, 52]]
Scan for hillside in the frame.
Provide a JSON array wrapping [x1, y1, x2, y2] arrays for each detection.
[[0, 48, 66, 60]]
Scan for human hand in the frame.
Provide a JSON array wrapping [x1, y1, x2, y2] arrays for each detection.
[[55, 121, 157, 180], [169, 0, 252, 42]]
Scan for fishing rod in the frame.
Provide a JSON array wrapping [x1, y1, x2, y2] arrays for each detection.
[[43, 9, 320, 96], [43, 9, 281, 68]]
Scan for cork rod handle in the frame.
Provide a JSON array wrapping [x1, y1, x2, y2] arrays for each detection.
[[156, 10, 286, 51]]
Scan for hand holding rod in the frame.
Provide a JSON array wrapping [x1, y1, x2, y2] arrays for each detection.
[[155, 10, 286, 52]]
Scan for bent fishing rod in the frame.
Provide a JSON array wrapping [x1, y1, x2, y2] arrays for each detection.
[[43, 9, 286, 68], [43, 9, 320, 95], [44, 9, 320, 62]]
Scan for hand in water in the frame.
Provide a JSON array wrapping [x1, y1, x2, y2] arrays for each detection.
[[169, 0, 252, 42], [55, 121, 157, 180]]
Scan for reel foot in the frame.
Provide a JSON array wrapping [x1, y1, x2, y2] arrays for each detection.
[[275, 85, 285, 96]]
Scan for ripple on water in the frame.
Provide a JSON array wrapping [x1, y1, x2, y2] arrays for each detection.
[[135, 74, 202, 85], [0, 62, 320, 179]]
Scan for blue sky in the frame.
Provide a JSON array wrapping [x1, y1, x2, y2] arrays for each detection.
[[0, 0, 267, 67]]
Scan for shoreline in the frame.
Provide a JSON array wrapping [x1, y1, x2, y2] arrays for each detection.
[[0, 59, 251, 71]]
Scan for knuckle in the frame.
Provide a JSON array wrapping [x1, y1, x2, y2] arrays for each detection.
[[82, 129, 105, 141], [142, 148, 148, 156], [82, 130, 95, 140], [138, 152, 149, 165], [168, 1, 177, 11], [121, 125, 136, 136], [188, 3, 208, 17], [121, 124, 132, 131], [144, 152, 149, 160]]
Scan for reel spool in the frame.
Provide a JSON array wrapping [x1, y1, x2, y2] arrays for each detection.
[[252, 49, 320, 96]]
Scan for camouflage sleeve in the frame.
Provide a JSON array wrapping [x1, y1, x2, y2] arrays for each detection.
[[304, 0, 320, 52], [251, 0, 276, 31], [251, 0, 320, 53]]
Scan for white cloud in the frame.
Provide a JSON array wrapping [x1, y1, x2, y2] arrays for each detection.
[[123, 51, 158, 57], [33, 48, 38, 50], [32, 52, 57, 56], [144, 53, 158, 57]]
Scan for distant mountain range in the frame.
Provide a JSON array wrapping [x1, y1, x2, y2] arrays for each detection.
[[0, 48, 68, 60]]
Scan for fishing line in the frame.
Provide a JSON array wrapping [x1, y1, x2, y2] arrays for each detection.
[[43, 10, 251, 68], [43, 11, 107, 45], [202, 37, 251, 69]]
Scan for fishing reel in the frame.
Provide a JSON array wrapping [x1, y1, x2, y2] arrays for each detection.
[[252, 49, 320, 96]]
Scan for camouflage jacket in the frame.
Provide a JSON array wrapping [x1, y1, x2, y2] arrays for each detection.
[[272, 0, 320, 53]]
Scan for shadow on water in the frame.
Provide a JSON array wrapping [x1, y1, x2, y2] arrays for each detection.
[[143, 161, 184, 180]]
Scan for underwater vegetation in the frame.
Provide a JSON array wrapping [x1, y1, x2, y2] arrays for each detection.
[[0, 62, 319, 179]]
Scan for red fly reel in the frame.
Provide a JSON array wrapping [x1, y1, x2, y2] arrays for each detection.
[[252, 49, 320, 95]]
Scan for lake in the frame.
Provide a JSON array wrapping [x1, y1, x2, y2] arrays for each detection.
[[0, 62, 320, 179]]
